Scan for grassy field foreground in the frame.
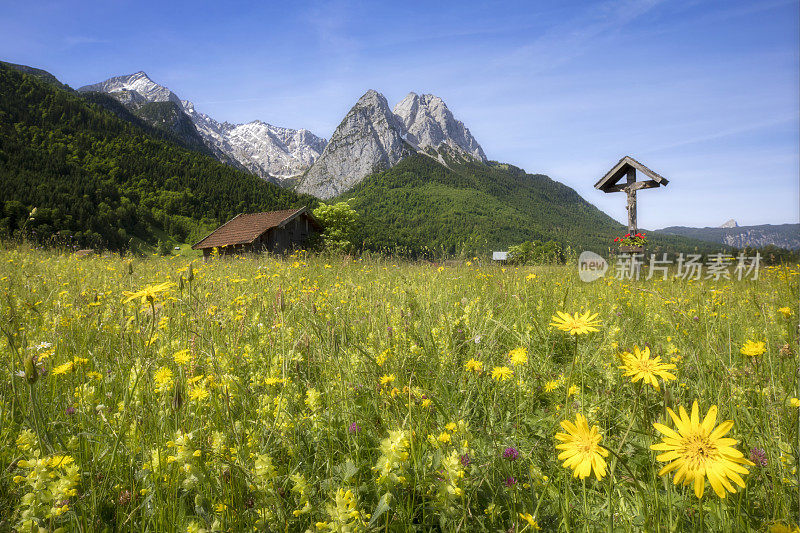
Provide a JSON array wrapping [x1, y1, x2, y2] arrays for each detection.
[[0, 248, 798, 532]]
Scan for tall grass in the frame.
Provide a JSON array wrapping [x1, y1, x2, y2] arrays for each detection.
[[0, 247, 797, 531]]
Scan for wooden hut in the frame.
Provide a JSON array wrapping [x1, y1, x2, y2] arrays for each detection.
[[192, 207, 322, 260]]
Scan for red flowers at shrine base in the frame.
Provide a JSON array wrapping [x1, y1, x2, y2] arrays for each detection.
[[613, 232, 647, 247]]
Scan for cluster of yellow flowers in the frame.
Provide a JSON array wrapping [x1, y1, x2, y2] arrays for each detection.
[[549, 311, 754, 500]]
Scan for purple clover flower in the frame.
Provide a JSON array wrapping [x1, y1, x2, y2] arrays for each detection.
[[348, 422, 360, 434], [65, 407, 76, 416], [460, 454, 471, 467], [504, 476, 517, 487], [749, 447, 767, 467], [502, 446, 519, 461]]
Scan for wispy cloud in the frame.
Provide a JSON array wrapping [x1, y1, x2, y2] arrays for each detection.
[[642, 116, 799, 154], [496, 0, 665, 73]]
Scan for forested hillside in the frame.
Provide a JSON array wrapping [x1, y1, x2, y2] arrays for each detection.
[[341, 154, 707, 255], [0, 64, 314, 251]]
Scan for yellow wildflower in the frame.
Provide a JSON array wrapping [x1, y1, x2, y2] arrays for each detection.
[[519, 513, 541, 530], [555, 413, 609, 480], [464, 358, 483, 373], [52, 361, 75, 375], [740, 340, 766, 357], [173, 349, 192, 365], [549, 311, 601, 335], [651, 400, 753, 498], [618, 345, 677, 391], [508, 347, 528, 366], [122, 281, 174, 304], [153, 367, 173, 391], [491, 366, 513, 382]]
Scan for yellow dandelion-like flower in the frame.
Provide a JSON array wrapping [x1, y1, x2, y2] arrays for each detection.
[[777, 307, 794, 319], [491, 366, 513, 382], [122, 281, 174, 304], [544, 379, 560, 392], [508, 347, 528, 366], [789, 398, 800, 408], [464, 359, 483, 373], [437, 432, 451, 444], [549, 311, 601, 335], [189, 385, 210, 402], [173, 349, 192, 365], [379, 374, 396, 385], [153, 367, 173, 390], [555, 413, 609, 480], [740, 340, 766, 357], [651, 400, 754, 498], [619, 345, 677, 391], [52, 361, 75, 375]]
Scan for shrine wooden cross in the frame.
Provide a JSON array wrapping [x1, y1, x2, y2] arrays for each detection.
[[594, 156, 669, 234]]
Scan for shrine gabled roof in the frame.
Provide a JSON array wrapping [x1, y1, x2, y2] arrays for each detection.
[[594, 156, 669, 192]]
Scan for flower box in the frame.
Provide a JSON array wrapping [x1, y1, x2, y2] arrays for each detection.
[[617, 245, 645, 253]]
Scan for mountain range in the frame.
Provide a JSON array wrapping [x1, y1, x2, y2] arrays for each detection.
[[659, 221, 800, 250], [78, 72, 327, 184], [78, 72, 487, 196]]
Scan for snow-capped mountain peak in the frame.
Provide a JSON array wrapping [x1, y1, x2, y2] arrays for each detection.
[[79, 73, 326, 184], [79, 71, 182, 106]]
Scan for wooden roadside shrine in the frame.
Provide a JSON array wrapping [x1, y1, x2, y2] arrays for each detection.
[[594, 156, 669, 236]]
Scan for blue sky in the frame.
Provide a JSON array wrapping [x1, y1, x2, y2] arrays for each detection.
[[2, 0, 798, 228]]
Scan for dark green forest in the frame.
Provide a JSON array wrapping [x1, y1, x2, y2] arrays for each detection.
[[0, 64, 314, 251]]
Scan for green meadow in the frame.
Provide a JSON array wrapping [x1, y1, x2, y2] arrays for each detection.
[[1, 247, 797, 532]]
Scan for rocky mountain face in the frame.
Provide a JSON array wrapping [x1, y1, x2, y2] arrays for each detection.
[[393, 92, 486, 161], [719, 219, 739, 228], [78, 72, 326, 184], [297, 90, 486, 198], [297, 90, 415, 199]]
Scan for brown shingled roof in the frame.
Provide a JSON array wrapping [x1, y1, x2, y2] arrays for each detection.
[[192, 208, 316, 250]]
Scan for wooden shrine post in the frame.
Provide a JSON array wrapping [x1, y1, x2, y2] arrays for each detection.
[[595, 156, 669, 236]]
